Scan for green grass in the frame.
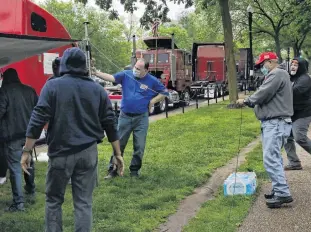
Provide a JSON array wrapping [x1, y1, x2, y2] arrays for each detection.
[[183, 145, 269, 232], [0, 103, 260, 232]]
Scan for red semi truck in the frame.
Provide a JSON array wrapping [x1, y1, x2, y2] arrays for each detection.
[[0, 0, 78, 94], [107, 35, 253, 114], [191, 43, 227, 98]]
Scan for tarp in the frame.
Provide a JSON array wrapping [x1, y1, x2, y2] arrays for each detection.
[[0, 33, 80, 68]]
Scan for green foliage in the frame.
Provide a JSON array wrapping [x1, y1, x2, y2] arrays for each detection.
[[0, 104, 259, 232], [41, 0, 131, 73], [157, 23, 193, 49]]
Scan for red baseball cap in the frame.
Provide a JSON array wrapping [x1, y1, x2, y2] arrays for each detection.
[[255, 52, 278, 68]]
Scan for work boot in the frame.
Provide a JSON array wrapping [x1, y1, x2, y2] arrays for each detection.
[[5, 203, 25, 212], [264, 190, 275, 199], [284, 164, 303, 171], [266, 195, 293, 208], [104, 171, 118, 180]]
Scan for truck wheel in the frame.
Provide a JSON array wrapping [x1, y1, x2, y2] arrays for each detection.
[[218, 87, 224, 97], [149, 104, 156, 115], [155, 99, 166, 113], [181, 89, 191, 106]]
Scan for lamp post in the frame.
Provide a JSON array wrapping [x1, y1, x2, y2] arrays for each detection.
[[247, 5, 254, 80]]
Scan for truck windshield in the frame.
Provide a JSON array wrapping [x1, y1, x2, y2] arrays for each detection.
[[157, 53, 169, 63], [143, 54, 154, 64]]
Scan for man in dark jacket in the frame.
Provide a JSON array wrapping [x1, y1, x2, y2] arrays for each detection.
[[47, 57, 61, 81], [21, 47, 124, 232], [284, 58, 311, 170], [0, 68, 38, 212]]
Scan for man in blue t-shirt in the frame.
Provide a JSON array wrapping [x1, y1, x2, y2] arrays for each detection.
[[93, 58, 169, 178]]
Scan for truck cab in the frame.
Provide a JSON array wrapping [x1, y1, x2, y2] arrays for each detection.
[[191, 43, 227, 99], [0, 0, 75, 94], [137, 36, 192, 111]]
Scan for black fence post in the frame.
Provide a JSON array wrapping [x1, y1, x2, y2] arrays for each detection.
[[165, 98, 168, 118], [244, 80, 247, 95], [215, 86, 218, 104], [207, 87, 210, 106], [196, 92, 199, 109], [114, 102, 118, 119]]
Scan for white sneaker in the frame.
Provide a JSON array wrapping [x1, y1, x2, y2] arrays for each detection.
[[0, 177, 7, 185]]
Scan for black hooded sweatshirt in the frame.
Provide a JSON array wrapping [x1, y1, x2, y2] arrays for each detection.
[[26, 47, 118, 157], [0, 68, 38, 141], [290, 57, 311, 121]]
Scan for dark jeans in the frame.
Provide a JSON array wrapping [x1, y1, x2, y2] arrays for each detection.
[[108, 111, 149, 174], [285, 116, 311, 166], [0, 143, 8, 178], [45, 143, 98, 232], [5, 139, 35, 204]]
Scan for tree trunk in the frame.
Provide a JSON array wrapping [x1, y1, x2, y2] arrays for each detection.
[[275, 34, 282, 63], [219, 0, 238, 105], [293, 42, 299, 57]]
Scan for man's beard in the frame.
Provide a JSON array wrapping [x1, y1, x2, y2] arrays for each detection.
[[290, 70, 297, 75]]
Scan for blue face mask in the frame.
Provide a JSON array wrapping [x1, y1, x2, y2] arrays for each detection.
[[261, 66, 269, 76]]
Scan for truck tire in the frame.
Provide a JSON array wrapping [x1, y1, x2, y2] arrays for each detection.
[[154, 99, 167, 113], [180, 89, 191, 106], [218, 87, 224, 98]]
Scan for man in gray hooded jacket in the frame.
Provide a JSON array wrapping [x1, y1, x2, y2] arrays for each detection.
[[237, 51, 293, 208]]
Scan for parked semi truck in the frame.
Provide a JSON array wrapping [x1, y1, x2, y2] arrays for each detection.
[[0, 0, 77, 94]]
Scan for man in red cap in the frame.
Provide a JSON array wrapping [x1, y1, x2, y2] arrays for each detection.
[[237, 51, 294, 208]]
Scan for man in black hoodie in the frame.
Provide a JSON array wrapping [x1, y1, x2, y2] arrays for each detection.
[[47, 57, 61, 81], [284, 58, 311, 170], [21, 47, 124, 232], [0, 68, 38, 212]]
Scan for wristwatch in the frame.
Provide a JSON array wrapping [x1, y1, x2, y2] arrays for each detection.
[[22, 146, 33, 154]]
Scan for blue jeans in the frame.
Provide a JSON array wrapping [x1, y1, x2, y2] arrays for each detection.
[[261, 119, 292, 197], [108, 111, 149, 174], [5, 139, 35, 204]]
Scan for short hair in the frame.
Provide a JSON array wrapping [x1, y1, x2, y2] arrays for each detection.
[[137, 58, 149, 70]]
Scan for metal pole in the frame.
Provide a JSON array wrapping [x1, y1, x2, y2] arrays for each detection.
[[287, 47, 290, 73], [84, 22, 92, 79], [207, 87, 210, 106], [196, 92, 198, 109], [249, 12, 253, 80], [131, 35, 137, 68], [165, 98, 168, 118]]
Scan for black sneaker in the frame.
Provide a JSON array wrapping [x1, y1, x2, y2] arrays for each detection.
[[266, 195, 293, 208], [284, 164, 303, 171], [5, 203, 25, 212], [130, 172, 139, 178], [104, 171, 118, 180], [264, 190, 275, 199]]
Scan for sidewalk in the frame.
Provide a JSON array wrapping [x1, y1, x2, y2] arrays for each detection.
[[239, 129, 311, 232]]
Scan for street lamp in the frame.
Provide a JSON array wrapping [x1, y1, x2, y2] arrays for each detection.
[[247, 5, 254, 80]]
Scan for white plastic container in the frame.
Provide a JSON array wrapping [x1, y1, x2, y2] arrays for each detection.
[[223, 172, 257, 196]]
